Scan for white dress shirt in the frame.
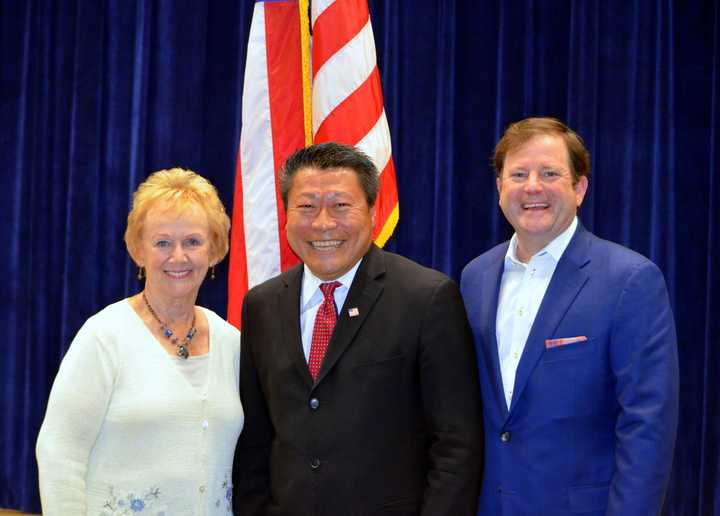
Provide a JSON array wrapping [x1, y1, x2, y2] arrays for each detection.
[[299, 259, 362, 361], [496, 217, 578, 409]]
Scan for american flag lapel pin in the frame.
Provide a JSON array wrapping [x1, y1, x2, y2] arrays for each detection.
[[348, 307, 360, 317]]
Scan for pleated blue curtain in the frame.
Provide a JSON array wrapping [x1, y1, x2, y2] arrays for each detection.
[[1, 1, 252, 510], [1, 1, 717, 513]]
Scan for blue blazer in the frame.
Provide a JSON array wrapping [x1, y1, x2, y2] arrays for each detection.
[[460, 223, 678, 516]]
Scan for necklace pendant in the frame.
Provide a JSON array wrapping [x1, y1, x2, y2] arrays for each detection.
[[141, 293, 196, 361]]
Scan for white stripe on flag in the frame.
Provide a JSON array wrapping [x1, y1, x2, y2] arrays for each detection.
[[240, 3, 281, 288], [356, 109, 392, 174], [311, 0, 335, 24]]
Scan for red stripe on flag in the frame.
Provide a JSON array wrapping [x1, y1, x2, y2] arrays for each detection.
[[311, 0, 370, 77], [372, 159, 399, 240], [313, 67, 384, 145], [227, 148, 248, 328], [264, 2, 304, 271]]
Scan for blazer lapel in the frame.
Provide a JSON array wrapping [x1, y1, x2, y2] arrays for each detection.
[[314, 245, 384, 385], [508, 226, 592, 415], [475, 248, 510, 419], [279, 265, 314, 388]]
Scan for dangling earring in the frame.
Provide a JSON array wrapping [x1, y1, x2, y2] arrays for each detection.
[[137, 266, 145, 280], [210, 266, 216, 280]]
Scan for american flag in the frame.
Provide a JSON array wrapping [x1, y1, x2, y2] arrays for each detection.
[[228, 0, 398, 327]]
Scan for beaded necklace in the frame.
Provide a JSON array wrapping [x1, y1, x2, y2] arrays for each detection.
[[142, 292, 197, 359]]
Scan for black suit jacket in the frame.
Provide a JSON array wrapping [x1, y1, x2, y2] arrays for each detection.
[[233, 245, 483, 516]]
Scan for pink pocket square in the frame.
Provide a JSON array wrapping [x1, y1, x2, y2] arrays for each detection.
[[545, 336, 588, 349]]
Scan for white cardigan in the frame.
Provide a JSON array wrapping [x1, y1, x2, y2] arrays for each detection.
[[36, 299, 244, 516]]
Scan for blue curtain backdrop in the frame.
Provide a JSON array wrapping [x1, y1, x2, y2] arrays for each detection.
[[1, 0, 717, 513]]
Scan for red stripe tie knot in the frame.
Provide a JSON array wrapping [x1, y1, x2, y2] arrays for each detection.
[[308, 281, 341, 381]]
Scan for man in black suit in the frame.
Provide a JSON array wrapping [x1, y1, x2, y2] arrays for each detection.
[[233, 142, 483, 516]]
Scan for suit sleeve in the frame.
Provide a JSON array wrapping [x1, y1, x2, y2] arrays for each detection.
[[418, 278, 483, 516], [607, 261, 679, 515], [233, 293, 274, 516]]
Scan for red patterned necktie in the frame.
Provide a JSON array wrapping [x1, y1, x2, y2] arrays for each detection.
[[308, 281, 341, 381]]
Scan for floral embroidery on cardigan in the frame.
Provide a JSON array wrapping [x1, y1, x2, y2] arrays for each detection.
[[100, 486, 164, 515], [214, 474, 233, 513]]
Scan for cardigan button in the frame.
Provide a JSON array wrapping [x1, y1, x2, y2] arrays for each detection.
[[500, 431, 511, 443]]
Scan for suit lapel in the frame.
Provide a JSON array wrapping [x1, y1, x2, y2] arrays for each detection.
[[314, 245, 384, 385], [476, 248, 510, 419], [508, 226, 592, 415], [280, 265, 314, 387]]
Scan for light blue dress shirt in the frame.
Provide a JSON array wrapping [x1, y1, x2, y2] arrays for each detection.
[[496, 217, 578, 409]]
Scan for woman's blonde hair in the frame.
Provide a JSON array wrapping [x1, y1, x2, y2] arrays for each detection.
[[125, 168, 230, 265]]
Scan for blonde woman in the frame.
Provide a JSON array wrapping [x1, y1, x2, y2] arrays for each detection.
[[36, 169, 243, 515]]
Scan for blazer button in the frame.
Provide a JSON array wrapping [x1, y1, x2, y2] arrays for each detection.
[[500, 431, 511, 443], [309, 398, 320, 410], [310, 458, 321, 469]]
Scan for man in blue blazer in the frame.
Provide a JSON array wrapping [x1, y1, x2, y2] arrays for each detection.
[[461, 117, 678, 515]]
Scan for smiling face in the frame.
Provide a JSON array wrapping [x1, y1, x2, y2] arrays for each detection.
[[285, 167, 375, 280], [137, 200, 212, 303], [497, 134, 588, 261]]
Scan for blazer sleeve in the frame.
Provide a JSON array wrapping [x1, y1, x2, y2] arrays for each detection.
[[35, 320, 116, 516], [418, 278, 484, 516], [607, 260, 679, 514], [233, 293, 274, 516]]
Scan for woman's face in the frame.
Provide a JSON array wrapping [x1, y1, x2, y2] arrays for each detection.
[[137, 200, 212, 303]]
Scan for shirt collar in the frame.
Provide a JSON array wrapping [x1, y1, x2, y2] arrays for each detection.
[[300, 258, 363, 310], [505, 216, 578, 266]]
